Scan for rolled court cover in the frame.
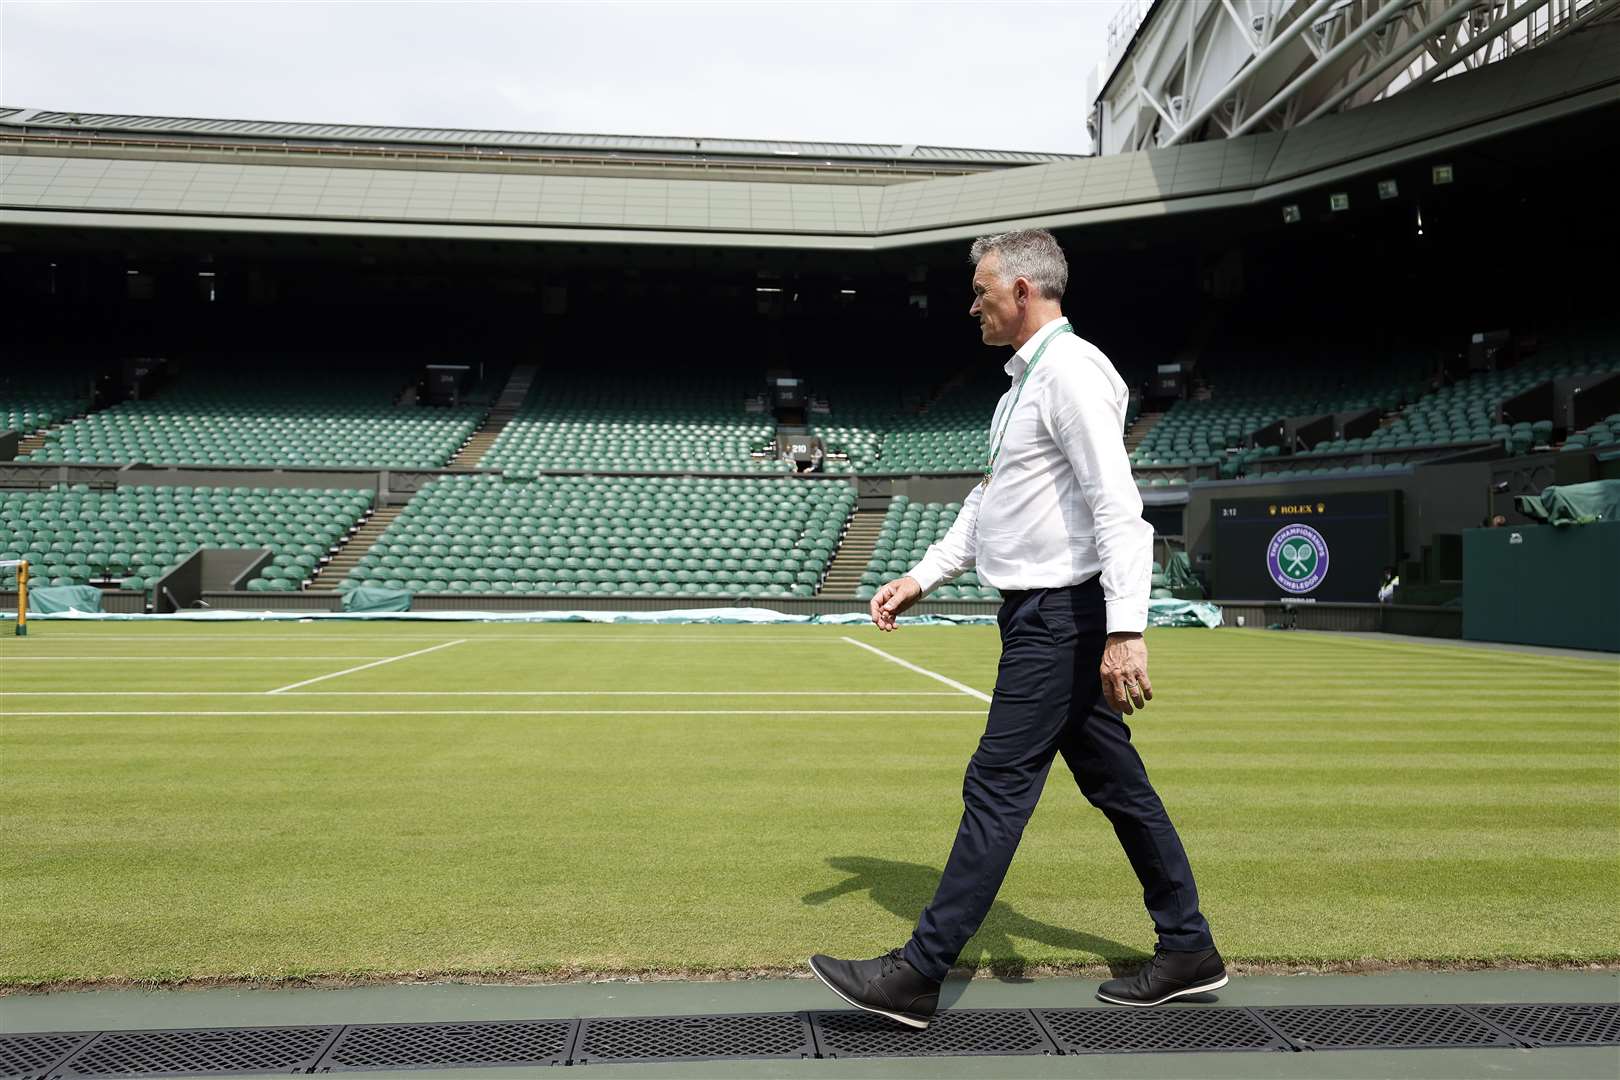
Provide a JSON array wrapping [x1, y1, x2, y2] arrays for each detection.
[[16, 600, 1225, 626]]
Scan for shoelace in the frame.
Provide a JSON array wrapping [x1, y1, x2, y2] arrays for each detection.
[[877, 948, 906, 977]]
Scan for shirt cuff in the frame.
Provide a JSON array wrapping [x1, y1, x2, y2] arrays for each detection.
[[1105, 594, 1149, 635], [906, 560, 946, 595]]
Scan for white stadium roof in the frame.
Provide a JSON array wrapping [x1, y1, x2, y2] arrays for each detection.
[[2, 21, 1616, 250]]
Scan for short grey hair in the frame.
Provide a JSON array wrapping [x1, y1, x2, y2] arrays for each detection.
[[968, 229, 1068, 300]]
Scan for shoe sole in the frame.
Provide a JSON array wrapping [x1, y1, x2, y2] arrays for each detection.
[[807, 956, 931, 1030], [1095, 973, 1229, 1008]]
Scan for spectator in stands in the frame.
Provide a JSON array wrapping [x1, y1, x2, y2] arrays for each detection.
[[811, 229, 1222, 1028], [1377, 566, 1400, 603]]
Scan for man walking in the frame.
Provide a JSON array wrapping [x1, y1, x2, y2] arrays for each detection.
[[810, 229, 1223, 1028]]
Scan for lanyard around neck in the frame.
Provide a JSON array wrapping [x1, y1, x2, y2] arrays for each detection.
[[984, 321, 1072, 480]]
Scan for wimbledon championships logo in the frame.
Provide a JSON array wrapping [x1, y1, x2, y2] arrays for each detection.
[[1266, 523, 1330, 593]]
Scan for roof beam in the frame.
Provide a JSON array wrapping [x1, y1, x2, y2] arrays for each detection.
[[1161, 0, 1339, 147], [1298, 0, 1484, 124], [1231, 0, 1411, 137], [1406, 0, 1598, 92]]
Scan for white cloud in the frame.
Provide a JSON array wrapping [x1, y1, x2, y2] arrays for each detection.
[[0, 0, 1118, 153]]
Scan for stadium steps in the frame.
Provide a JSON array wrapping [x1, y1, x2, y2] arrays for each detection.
[[818, 508, 887, 595], [12, 406, 100, 460], [1124, 409, 1166, 455], [448, 365, 538, 468], [14, 428, 59, 458], [311, 506, 405, 589]]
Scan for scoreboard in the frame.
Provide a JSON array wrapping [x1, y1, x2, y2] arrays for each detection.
[[1212, 491, 1402, 602]]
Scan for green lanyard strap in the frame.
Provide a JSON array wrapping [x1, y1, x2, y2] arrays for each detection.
[[983, 321, 1073, 481]]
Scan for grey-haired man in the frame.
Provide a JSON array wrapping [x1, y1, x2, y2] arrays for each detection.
[[810, 229, 1223, 1028]]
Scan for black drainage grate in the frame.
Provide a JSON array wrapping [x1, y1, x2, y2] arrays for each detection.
[[1, 1033, 98, 1080], [571, 1012, 813, 1065], [1255, 1005, 1517, 1051], [15, 1000, 1616, 1076], [1467, 1003, 1620, 1047], [810, 1008, 1055, 1059], [51, 1026, 340, 1077], [1035, 1007, 1290, 1054], [314, 1020, 574, 1071]]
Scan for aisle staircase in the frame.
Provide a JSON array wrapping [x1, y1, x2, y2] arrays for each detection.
[[817, 508, 887, 595], [311, 506, 404, 591], [449, 364, 537, 468], [1125, 410, 1166, 455]]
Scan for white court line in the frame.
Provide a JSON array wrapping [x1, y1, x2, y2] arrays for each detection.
[[0, 656, 385, 662], [840, 636, 991, 703], [0, 690, 967, 697], [0, 633, 861, 642], [264, 640, 467, 695], [6, 709, 988, 717]]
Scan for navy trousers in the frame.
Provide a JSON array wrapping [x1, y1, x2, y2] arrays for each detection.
[[901, 579, 1214, 982]]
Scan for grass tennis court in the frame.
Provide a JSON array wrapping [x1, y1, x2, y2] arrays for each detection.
[[2, 622, 1616, 991]]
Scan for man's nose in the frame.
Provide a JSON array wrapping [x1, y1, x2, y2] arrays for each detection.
[[968, 299, 981, 317]]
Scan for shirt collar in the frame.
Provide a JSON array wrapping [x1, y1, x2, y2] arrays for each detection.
[[1003, 316, 1070, 378]]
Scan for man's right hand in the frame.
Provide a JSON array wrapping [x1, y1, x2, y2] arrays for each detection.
[[870, 576, 922, 632]]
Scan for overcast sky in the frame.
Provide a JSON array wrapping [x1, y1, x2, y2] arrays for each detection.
[[1, 1, 1120, 154]]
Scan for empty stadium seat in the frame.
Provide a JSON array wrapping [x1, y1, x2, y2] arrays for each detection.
[[480, 374, 781, 473], [20, 370, 481, 469], [342, 474, 854, 598], [0, 484, 373, 595], [859, 495, 1001, 601], [0, 369, 90, 439]]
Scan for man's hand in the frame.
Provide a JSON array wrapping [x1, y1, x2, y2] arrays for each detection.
[[870, 576, 922, 632], [1100, 632, 1153, 715]]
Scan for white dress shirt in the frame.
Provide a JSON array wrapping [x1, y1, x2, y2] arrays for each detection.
[[907, 317, 1154, 634]]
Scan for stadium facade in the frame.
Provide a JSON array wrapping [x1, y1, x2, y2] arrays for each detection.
[[1, 18, 1617, 648]]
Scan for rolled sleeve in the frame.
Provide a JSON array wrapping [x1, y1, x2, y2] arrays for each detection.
[[1042, 363, 1154, 634], [906, 482, 983, 594]]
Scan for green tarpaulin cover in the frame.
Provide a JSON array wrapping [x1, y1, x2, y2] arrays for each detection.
[[27, 584, 104, 614], [1515, 480, 1620, 526], [341, 587, 413, 612], [1163, 550, 1205, 597]]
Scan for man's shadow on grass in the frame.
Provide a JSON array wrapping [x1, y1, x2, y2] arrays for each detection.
[[803, 855, 1150, 1005]]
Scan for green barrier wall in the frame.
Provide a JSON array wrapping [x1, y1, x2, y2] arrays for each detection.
[[1463, 521, 1620, 651]]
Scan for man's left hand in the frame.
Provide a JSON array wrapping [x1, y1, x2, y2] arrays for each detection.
[[1100, 632, 1152, 715]]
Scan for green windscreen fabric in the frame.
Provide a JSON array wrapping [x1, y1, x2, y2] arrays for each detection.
[[27, 584, 104, 613], [1163, 551, 1205, 597], [1514, 480, 1620, 526], [341, 586, 413, 613], [1464, 521, 1619, 651]]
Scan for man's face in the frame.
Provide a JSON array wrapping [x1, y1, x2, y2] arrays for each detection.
[[969, 253, 1022, 347]]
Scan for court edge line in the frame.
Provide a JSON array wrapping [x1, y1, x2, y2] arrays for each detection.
[[0, 690, 969, 697], [0, 656, 388, 661], [5, 709, 991, 716], [840, 636, 991, 703], [264, 640, 467, 695]]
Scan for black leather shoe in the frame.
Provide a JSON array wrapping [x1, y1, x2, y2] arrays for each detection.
[[1096, 946, 1228, 1007], [809, 948, 941, 1029]]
